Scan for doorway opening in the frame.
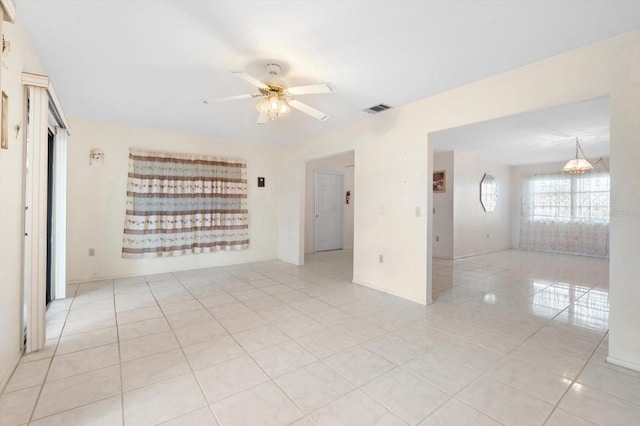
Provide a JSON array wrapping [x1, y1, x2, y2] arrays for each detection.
[[305, 151, 355, 254], [303, 150, 355, 277], [427, 96, 610, 305]]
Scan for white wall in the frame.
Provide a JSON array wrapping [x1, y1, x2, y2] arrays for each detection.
[[0, 18, 45, 389], [304, 151, 354, 253], [432, 152, 453, 258], [66, 117, 281, 283], [453, 151, 511, 258], [432, 151, 511, 259], [277, 30, 640, 370]]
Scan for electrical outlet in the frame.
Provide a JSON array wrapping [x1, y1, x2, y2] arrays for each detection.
[[415, 207, 421, 217], [88, 248, 95, 256], [379, 254, 384, 263], [435, 236, 440, 242], [486, 233, 490, 239]]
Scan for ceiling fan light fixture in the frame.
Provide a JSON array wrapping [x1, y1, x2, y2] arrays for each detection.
[[218, 65, 334, 125], [255, 91, 290, 120], [562, 137, 593, 174]]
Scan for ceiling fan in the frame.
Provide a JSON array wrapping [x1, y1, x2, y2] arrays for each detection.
[[204, 63, 335, 125]]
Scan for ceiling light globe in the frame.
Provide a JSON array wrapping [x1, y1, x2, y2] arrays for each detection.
[[256, 98, 269, 114], [269, 96, 280, 111]]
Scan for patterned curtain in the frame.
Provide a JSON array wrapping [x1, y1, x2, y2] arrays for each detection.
[[122, 149, 249, 258], [519, 172, 609, 258]]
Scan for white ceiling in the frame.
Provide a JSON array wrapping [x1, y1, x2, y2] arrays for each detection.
[[432, 97, 610, 166], [16, 1, 640, 146]]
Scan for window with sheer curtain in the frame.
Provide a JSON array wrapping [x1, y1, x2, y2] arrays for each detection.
[[520, 172, 609, 257]]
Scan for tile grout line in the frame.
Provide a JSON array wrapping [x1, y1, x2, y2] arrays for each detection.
[[138, 271, 222, 426], [166, 269, 264, 425], [114, 279, 126, 426], [542, 330, 608, 425], [172, 265, 386, 426], [24, 283, 79, 425], [9, 251, 618, 426], [402, 264, 598, 425], [197, 266, 312, 424]]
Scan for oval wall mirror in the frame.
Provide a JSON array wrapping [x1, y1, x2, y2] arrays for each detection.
[[480, 173, 498, 212]]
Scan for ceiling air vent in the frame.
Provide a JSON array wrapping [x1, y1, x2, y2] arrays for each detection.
[[363, 104, 392, 114]]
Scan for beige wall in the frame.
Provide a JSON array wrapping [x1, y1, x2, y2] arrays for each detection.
[[277, 30, 640, 369], [0, 18, 45, 389], [432, 151, 511, 259], [66, 117, 281, 282], [304, 151, 354, 253], [452, 151, 512, 259], [432, 152, 454, 258]]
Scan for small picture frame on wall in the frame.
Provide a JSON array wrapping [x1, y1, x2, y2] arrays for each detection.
[[433, 170, 446, 193], [1, 91, 7, 150]]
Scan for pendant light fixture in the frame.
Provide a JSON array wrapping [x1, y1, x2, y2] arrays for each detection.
[[562, 137, 593, 174]]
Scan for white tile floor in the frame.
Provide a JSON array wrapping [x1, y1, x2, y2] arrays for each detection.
[[2, 249, 639, 425]]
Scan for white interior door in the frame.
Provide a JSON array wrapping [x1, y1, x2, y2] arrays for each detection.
[[315, 171, 343, 252]]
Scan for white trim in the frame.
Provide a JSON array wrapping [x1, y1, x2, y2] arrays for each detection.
[[0, 0, 16, 23], [21, 73, 71, 134], [23, 85, 48, 353], [21, 72, 48, 89], [22, 73, 70, 352], [52, 127, 67, 300], [47, 83, 71, 135], [352, 279, 427, 306], [606, 356, 640, 373]]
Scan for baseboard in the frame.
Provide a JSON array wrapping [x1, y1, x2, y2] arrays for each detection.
[[0, 350, 22, 393], [67, 256, 280, 284], [452, 247, 511, 260], [352, 279, 427, 306], [606, 355, 640, 373]]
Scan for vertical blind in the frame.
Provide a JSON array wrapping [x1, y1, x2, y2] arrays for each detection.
[[122, 149, 249, 258]]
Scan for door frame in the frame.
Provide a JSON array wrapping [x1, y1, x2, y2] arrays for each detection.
[[314, 170, 344, 252], [22, 72, 70, 353]]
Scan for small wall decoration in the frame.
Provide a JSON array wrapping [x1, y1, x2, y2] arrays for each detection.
[[433, 170, 446, 193], [89, 148, 105, 165], [1, 91, 8, 149]]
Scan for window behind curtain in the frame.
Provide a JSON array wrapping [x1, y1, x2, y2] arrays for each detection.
[[122, 149, 249, 258], [520, 172, 609, 257], [528, 173, 610, 223]]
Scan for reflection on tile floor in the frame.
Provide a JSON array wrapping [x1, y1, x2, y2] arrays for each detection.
[[2, 249, 639, 425]]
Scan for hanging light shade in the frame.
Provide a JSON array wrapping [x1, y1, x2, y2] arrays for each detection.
[[562, 137, 593, 174]]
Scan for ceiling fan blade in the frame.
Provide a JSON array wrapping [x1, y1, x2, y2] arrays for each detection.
[[289, 99, 329, 121], [287, 83, 336, 96], [256, 112, 268, 125], [203, 93, 258, 104], [230, 70, 269, 90]]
